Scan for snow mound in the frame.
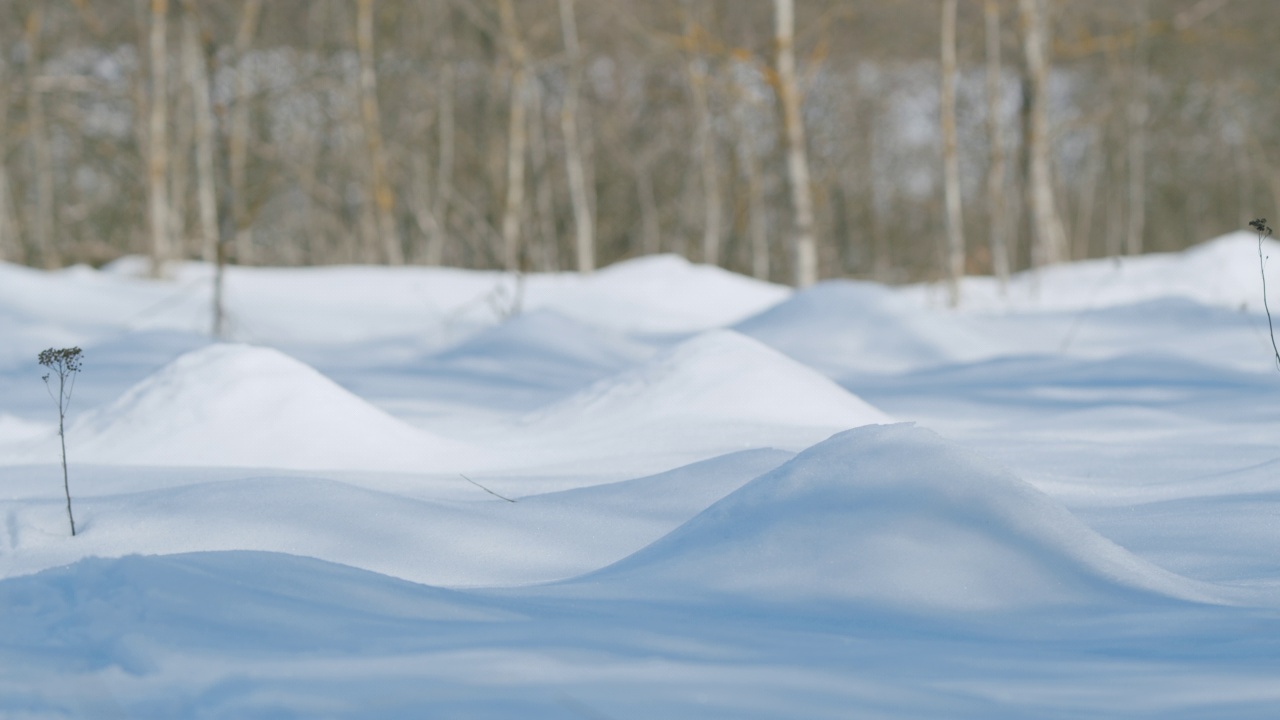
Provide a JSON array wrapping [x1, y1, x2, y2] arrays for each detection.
[[0, 551, 512, 669], [523, 329, 891, 437], [533, 254, 791, 333], [735, 281, 953, 375], [578, 424, 1221, 611], [433, 309, 652, 383], [70, 344, 469, 471]]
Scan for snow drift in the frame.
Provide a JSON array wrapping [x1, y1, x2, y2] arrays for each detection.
[[431, 309, 652, 385], [525, 329, 889, 430], [68, 344, 470, 471], [734, 281, 954, 375], [574, 423, 1222, 611], [501, 327, 890, 474]]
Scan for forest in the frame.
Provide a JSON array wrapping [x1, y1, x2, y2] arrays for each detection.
[[0, 0, 1273, 290]]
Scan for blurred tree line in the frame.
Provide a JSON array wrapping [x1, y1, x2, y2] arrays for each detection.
[[0, 0, 1273, 288]]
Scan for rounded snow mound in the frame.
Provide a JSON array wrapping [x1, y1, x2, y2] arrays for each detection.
[[577, 423, 1223, 611], [70, 344, 469, 471], [734, 280, 952, 375], [524, 329, 891, 435], [434, 309, 652, 381], [535, 253, 791, 333]]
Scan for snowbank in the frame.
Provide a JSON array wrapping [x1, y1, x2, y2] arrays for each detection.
[[575, 424, 1223, 610], [66, 344, 471, 471]]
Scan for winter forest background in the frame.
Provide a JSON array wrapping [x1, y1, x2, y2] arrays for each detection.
[[0, 0, 1272, 287]]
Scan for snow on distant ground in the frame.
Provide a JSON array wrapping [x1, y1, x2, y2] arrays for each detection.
[[567, 424, 1227, 610], [3, 232, 1280, 717], [61, 344, 473, 472], [496, 329, 891, 473]]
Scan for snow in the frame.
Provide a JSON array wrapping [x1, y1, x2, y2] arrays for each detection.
[[501, 329, 891, 472], [571, 424, 1224, 610], [2, 232, 1280, 717], [19, 343, 474, 472]]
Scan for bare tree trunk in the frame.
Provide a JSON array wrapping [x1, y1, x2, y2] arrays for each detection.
[[181, 2, 218, 264], [1074, 128, 1103, 260], [147, 0, 171, 277], [25, 5, 58, 268], [984, 0, 1010, 291], [230, 0, 261, 265], [775, 0, 817, 288], [559, 0, 595, 273], [636, 159, 662, 257], [730, 79, 770, 281], [498, 0, 528, 273], [425, 48, 455, 266], [357, 0, 403, 265], [0, 52, 17, 262], [1126, 0, 1150, 257], [747, 147, 769, 281], [684, 5, 721, 266], [528, 81, 560, 271], [940, 0, 964, 307], [170, 45, 193, 261], [1018, 0, 1067, 267], [409, 153, 443, 263]]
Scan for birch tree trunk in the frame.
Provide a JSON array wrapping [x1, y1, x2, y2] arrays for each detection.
[[181, 1, 219, 264], [940, 0, 964, 307], [747, 147, 770, 281], [170, 42, 193, 260], [147, 0, 171, 277], [0, 46, 17, 262], [498, 0, 528, 273], [684, 5, 721, 266], [636, 159, 662, 258], [775, 0, 817, 288], [357, 0, 403, 265], [426, 47, 455, 266], [559, 0, 595, 273], [26, 5, 58, 268], [1126, 0, 1150, 257], [984, 0, 1010, 291], [230, 0, 261, 265], [528, 81, 560, 271], [1017, 0, 1068, 267]]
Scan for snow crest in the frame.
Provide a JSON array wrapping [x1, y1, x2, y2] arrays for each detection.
[[69, 344, 470, 471], [577, 423, 1223, 611], [524, 329, 891, 434]]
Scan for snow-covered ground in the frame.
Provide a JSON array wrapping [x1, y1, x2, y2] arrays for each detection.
[[2, 232, 1280, 717]]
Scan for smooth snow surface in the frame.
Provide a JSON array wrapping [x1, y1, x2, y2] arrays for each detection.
[[503, 329, 890, 472], [4, 237, 1280, 717], [576, 424, 1221, 610], [55, 344, 473, 471]]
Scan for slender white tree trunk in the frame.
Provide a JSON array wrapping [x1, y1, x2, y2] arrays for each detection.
[[528, 82, 560, 271], [0, 49, 17, 262], [1018, 0, 1068, 267], [498, 0, 528, 273], [1126, 0, 1150, 257], [181, 2, 219, 264], [230, 0, 261, 265], [559, 0, 595, 273], [775, 0, 817, 288], [984, 0, 1010, 290], [147, 0, 171, 277], [636, 159, 661, 257], [26, 5, 57, 268], [683, 6, 721, 266], [357, 0, 403, 265], [940, 0, 964, 307], [427, 57, 454, 266]]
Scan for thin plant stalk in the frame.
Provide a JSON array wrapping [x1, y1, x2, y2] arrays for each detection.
[[1251, 219, 1280, 369], [39, 347, 82, 536]]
